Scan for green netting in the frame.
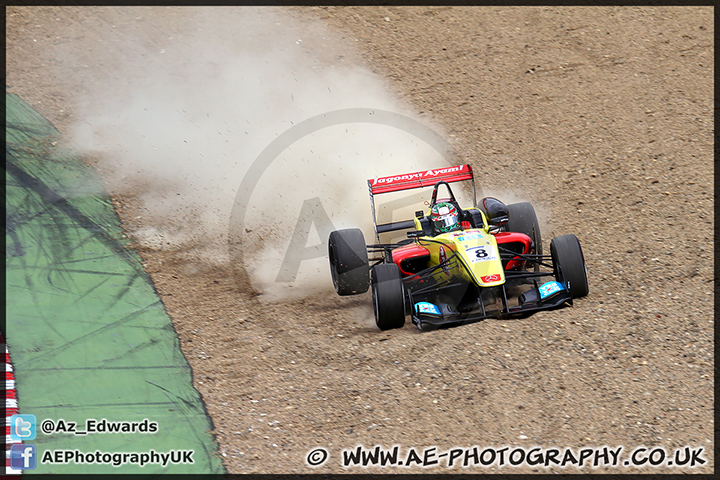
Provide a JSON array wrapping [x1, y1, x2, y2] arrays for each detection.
[[5, 92, 225, 475]]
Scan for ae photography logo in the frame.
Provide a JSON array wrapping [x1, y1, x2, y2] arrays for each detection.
[[304, 444, 707, 470], [228, 108, 455, 286]]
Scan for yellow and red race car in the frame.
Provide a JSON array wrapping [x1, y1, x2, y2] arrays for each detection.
[[328, 165, 589, 331]]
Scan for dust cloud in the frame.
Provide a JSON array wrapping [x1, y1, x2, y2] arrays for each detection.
[[66, 7, 458, 301]]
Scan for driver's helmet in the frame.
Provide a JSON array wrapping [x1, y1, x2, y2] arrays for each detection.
[[430, 202, 461, 233]]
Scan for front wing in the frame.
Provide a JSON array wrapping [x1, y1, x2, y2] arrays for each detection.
[[401, 250, 573, 329]]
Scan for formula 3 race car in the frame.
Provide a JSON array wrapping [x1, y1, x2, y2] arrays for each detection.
[[328, 164, 589, 331]]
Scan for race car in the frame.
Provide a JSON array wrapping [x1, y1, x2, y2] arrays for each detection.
[[328, 164, 589, 331]]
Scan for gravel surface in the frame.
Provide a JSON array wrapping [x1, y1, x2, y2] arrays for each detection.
[[7, 6, 713, 474]]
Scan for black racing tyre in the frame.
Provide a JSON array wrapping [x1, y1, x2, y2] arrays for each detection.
[[550, 234, 589, 298], [371, 264, 406, 331], [328, 229, 369, 296], [506, 202, 543, 256]]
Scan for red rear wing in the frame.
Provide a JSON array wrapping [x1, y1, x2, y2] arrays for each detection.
[[368, 164, 473, 194], [367, 164, 477, 241]]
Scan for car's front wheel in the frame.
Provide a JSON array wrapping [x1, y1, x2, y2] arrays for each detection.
[[506, 202, 542, 256], [371, 264, 405, 331], [550, 234, 589, 298]]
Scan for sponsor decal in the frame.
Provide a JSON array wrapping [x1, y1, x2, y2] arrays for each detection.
[[371, 165, 467, 186], [415, 302, 442, 316], [539, 281, 565, 299], [480, 274, 502, 283], [465, 245, 498, 263], [438, 246, 450, 276], [456, 232, 484, 242]]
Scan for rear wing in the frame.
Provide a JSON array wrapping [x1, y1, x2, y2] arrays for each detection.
[[367, 164, 477, 241]]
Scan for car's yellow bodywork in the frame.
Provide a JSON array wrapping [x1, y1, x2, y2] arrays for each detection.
[[413, 211, 506, 287]]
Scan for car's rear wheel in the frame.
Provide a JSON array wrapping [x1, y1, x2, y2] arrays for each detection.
[[328, 229, 369, 295], [506, 202, 542, 256], [371, 264, 405, 330], [550, 234, 589, 298]]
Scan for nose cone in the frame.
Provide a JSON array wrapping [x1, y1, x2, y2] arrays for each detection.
[[449, 231, 505, 286]]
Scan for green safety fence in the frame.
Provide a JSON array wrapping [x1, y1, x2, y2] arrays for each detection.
[[5, 92, 226, 475]]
